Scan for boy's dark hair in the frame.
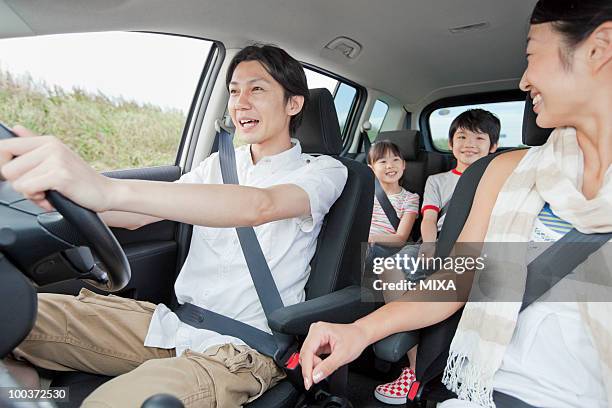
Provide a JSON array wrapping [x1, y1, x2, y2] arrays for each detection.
[[226, 44, 310, 135], [530, 0, 612, 69], [448, 109, 500, 147]]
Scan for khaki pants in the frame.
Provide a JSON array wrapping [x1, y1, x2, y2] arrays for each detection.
[[12, 289, 285, 407]]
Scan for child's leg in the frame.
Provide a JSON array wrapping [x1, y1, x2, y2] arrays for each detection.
[[381, 265, 407, 303], [407, 346, 417, 372], [374, 244, 422, 404]]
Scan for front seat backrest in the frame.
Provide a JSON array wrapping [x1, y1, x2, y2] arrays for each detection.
[[294, 88, 374, 297]]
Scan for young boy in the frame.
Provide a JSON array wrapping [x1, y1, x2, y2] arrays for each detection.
[[420, 109, 500, 243]]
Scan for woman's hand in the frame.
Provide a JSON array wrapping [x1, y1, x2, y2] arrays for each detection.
[[300, 321, 371, 390], [0, 125, 115, 212]]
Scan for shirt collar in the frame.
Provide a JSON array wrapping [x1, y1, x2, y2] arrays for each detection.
[[247, 138, 302, 171]]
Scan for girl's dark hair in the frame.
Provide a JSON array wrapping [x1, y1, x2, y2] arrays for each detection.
[[226, 44, 310, 135], [367, 140, 403, 165], [530, 1, 612, 66]]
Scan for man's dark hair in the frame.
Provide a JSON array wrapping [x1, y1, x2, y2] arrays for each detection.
[[448, 109, 500, 146], [226, 44, 309, 135], [530, 0, 612, 69]]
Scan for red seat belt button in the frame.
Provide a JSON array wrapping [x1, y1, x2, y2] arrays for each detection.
[[408, 380, 421, 401], [285, 352, 300, 370]]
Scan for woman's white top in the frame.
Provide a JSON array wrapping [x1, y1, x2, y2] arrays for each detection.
[[440, 203, 607, 408]]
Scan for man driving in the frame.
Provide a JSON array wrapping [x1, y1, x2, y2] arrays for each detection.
[[0, 44, 347, 407]]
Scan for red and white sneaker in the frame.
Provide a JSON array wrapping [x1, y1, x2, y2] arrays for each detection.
[[373, 367, 416, 405]]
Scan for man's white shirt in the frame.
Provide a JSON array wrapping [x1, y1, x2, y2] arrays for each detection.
[[144, 139, 348, 356]]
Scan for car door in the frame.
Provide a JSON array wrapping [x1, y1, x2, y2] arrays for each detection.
[[0, 32, 220, 306]]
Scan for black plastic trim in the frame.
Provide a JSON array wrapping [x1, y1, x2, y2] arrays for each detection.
[[341, 85, 367, 154], [0, 254, 37, 358], [180, 41, 226, 172]]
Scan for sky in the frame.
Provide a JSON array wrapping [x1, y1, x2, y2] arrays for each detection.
[[0, 31, 339, 114]]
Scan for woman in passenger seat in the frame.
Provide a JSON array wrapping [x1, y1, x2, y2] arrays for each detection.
[[300, 1, 612, 407], [367, 140, 419, 245]]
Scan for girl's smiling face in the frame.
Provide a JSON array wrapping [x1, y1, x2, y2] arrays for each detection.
[[370, 152, 405, 185]]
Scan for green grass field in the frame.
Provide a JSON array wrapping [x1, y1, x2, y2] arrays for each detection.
[[0, 69, 186, 171]]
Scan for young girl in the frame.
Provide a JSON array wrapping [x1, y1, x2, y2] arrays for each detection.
[[367, 140, 419, 244], [367, 140, 421, 404]]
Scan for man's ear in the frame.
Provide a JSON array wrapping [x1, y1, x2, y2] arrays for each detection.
[[588, 22, 612, 74], [286, 95, 305, 116], [489, 143, 498, 153]]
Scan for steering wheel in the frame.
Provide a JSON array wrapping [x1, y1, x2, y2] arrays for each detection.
[[0, 123, 130, 292]]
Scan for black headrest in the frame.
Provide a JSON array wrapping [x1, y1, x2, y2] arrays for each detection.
[[295, 88, 343, 155], [374, 130, 420, 161], [522, 94, 554, 146]]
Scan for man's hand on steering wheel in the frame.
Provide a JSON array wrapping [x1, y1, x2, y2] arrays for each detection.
[[0, 125, 116, 213], [0, 124, 131, 292]]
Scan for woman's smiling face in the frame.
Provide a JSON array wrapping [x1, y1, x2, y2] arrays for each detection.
[[519, 23, 595, 130]]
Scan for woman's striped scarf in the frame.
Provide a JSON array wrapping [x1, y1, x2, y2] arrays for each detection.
[[442, 127, 612, 407]]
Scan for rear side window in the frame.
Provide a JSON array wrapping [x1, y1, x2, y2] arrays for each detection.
[[367, 99, 389, 141], [428, 101, 524, 151], [304, 67, 358, 138], [0, 32, 212, 170]]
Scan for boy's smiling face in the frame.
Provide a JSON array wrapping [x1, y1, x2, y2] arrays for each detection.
[[449, 127, 497, 170]]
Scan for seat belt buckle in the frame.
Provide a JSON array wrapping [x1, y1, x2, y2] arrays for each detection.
[[407, 380, 421, 401], [276, 344, 305, 392], [284, 351, 300, 370]]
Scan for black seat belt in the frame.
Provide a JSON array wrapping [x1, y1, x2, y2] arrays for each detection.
[[374, 179, 400, 231], [520, 228, 611, 311], [173, 126, 300, 373]]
